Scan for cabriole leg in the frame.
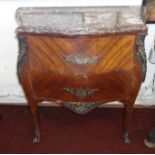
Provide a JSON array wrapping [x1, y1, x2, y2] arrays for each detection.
[[29, 103, 40, 143], [122, 101, 134, 144], [20, 64, 41, 143]]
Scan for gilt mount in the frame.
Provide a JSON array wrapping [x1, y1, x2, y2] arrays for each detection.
[[64, 87, 99, 99], [65, 54, 98, 65], [64, 102, 97, 114], [17, 34, 27, 84], [136, 33, 147, 82]]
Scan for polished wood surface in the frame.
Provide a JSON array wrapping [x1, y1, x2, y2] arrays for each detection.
[[26, 35, 135, 102], [27, 35, 134, 73]]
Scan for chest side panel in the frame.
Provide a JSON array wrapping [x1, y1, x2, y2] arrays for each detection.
[[26, 34, 136, 102]]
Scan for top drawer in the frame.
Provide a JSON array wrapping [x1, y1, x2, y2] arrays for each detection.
[[27, 34, 135, 75]]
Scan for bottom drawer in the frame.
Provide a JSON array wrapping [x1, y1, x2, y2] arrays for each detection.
[[30, 70, 134, 102]]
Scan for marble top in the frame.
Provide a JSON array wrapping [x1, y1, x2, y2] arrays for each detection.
[[16, 6, 147, 35]]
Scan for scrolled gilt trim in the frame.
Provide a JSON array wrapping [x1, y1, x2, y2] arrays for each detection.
[[17, 34, 27, 84], [64, 87, 99, 99], [64, 54, 98, 65], [64, 102, 97, 114], [136, 33, 147, 82]]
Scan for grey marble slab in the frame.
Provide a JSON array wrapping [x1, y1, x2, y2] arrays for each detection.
[[16, 6, 147, 35]]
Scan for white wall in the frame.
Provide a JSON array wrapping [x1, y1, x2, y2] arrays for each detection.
[[0, 0, 155, 105]]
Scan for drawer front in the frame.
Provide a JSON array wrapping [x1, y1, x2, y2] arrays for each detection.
[[29, 69, 134, 102], [27, 34, 135, 75], [27, 34, 135, 102]]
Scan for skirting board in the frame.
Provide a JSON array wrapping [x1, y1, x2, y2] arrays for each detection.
[[0, 102, 155, 109]]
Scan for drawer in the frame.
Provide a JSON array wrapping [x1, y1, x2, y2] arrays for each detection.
[[27, 34, 135, 102], [29, 69, 134, 102], [27, 34, 135, 76]]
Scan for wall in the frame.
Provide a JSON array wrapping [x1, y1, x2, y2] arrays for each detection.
[[0, 0, 155, 105]]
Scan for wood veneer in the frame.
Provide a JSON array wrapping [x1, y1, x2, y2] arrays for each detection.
[[27, 35, 135, 102]]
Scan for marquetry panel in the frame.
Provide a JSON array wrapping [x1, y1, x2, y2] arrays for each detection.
[[27, 34, 135, 75], [28, 69, 134, 102], [26, 34, 135, 101]]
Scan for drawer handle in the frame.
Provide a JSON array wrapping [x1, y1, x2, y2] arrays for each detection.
[[64, 54, 98, 65], [64, 87, 99, 99]]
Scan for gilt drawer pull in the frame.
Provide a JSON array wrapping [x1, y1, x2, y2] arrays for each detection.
[[64, 54, 98, 65], [64, 87, 99, 99]]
